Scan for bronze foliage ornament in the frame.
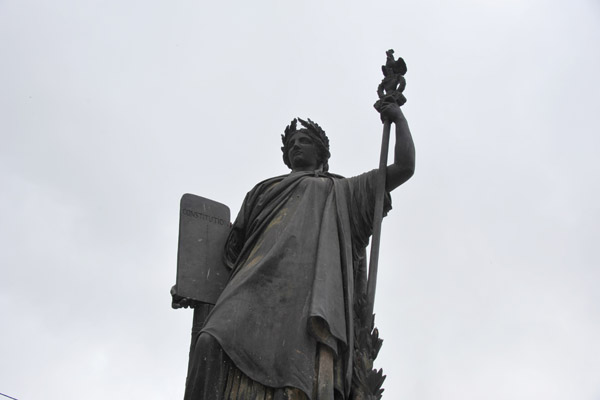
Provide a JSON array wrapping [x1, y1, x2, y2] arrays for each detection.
[[351, 293, 386, 400]]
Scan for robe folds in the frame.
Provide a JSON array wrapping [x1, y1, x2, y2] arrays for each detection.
[[197, 170, 391, 399]]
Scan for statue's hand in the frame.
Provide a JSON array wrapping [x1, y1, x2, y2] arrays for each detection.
[[170, 285, 194, 309], [379, 102, 405, 124]]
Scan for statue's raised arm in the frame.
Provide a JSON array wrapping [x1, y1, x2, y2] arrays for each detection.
[[374, 49, 415, 192], [380, 103, 416, 191]]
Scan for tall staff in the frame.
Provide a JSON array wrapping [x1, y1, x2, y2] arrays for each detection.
[[367, 49, 411, 320]]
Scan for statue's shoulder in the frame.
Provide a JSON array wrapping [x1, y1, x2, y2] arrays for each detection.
[[248, 172, 346, 196], [324, 171, 345, 180], [243, 174, 288, 197], [253, 174, 288, 187]]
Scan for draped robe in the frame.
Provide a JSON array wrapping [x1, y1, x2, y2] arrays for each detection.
[[187, 170, 391, 399]]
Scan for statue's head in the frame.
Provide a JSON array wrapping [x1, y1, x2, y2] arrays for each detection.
[[281, 118, 331, 172]]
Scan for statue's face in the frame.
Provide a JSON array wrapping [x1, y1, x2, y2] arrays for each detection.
[[287, 132, 320, 172]]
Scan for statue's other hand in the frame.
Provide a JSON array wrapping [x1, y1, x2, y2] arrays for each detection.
[[170, 285, 192, 309]]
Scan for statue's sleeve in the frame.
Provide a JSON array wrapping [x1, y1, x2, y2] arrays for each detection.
[[344, 169, 392, 251]]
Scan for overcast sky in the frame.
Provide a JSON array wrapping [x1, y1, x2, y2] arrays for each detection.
[[2, 1, 600, 399]]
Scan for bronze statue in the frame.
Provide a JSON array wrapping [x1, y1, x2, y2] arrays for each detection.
[[175, 50, 415, 400]]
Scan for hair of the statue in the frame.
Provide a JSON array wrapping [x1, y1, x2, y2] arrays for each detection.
[[281, 117, 331, 172]]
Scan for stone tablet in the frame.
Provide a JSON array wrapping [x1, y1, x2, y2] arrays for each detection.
[[175, 193, 231, 305]]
